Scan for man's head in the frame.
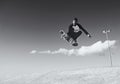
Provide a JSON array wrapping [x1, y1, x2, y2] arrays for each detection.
[[73, 18, 78, 25]]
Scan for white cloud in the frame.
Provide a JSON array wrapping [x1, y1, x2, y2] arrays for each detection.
[[30, 50, 37, 54], [31, 40, 116, 56], [39, 50, 51, 54]]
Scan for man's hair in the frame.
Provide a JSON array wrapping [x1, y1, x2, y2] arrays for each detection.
[[74, 18, 78, 22]]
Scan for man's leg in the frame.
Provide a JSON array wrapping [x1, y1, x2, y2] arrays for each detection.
[[66, 33, 72, 42], [73, 31, 82, 42]]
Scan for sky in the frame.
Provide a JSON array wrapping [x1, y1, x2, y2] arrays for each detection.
[[0, 0, 120, 77]]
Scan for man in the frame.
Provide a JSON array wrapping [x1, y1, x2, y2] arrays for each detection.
[[67, 18, 91, 43]]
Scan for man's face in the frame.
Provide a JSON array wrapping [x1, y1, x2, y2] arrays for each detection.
[[72, 20, 76, 25]]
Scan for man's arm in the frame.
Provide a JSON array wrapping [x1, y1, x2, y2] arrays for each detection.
[[67, 24, 74, 34], [78, 24, 91, 38]]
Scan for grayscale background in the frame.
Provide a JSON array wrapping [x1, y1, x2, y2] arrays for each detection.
[[0, 0, 120, 77]]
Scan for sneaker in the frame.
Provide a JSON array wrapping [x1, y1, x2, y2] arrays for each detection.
[[66, 36, 71, 42]]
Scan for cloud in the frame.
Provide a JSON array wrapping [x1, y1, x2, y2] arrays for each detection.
[[30, 50, 37, 54], [30, 40, 116, 56]]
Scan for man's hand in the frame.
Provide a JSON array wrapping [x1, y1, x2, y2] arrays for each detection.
[[87, 34, 92, 38]]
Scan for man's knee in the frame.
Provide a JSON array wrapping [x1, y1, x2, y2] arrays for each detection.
[[76, 31, 82, 37], [78, 31, 82, 35]]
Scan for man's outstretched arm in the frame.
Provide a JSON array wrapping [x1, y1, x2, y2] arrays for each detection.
[[78, 24, 91, 38]]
